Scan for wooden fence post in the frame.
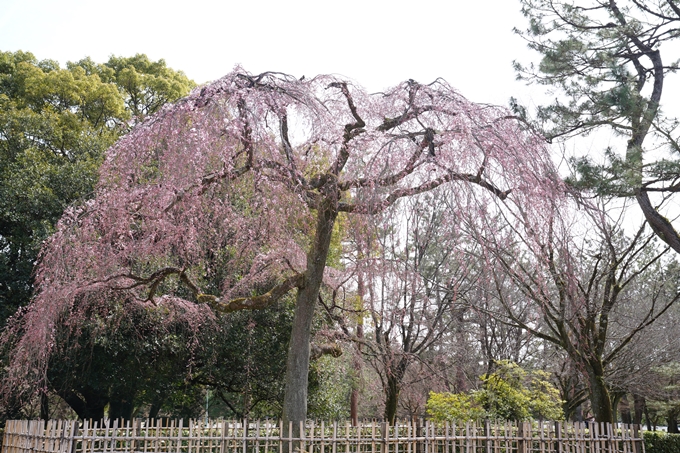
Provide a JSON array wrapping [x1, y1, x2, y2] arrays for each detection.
[[554, 421, 562, 453], [380, 422, 387, 453], [415, 419, 422, 453], [68, 421, 78, 453], [516, 422, 526, 453]]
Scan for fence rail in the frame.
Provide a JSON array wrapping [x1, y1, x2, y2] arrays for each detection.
[[1, 419, 644, 453]]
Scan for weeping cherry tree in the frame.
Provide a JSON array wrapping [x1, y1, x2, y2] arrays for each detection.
[[2, 68, 559, 425]]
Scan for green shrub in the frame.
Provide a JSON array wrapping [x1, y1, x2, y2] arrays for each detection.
[[426, 361, 564, 422], [644, 431, 680, 453], [426, 391, 486, 422]]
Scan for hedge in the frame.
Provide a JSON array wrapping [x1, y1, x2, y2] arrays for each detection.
[[644, 431, 680, 453]]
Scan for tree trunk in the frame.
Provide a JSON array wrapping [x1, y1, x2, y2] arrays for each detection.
[[58, 388, 107, 420], [620, 394, 632, 424], [40, 390, 49, 420], [384, 374, 400, 425], [148, 396, 165, 419], [282, 196, 338, 429], [668, 410, 679, 434], [109, 385, 136, 420], [351, 270, 365, 426], [350, 387, 359, 426], [586, 365, 614, 423], [611, 391, 623, 423], [384, 358, 409, 425], [108, 398, 134, 421], [573, 403, 583, 422], [633, 394, 645, 425], [454, 309, 468, 393]]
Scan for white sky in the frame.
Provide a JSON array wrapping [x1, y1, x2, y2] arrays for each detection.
[[0, 0, 542, 108], [5, 0, 680, 231]]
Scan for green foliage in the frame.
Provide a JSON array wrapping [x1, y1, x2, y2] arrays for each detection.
[[426, 392, 485, 422], [71, 54, 196, 120], [514, 0, 680, 198], [646, 362, 680, 430], [426, 361, 564, 422], [0, 50, 194, 325], [45, 297, 206, 420], [565, 148, 634, 196], [525, 370, 566, 421], [476, 362, 533, 421], [196, 297, 295, 419], [644, 431, 680, 453], [307, 353, 352, 420]]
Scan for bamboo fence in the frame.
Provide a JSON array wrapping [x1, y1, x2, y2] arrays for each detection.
[[1, 419, 644, 453]]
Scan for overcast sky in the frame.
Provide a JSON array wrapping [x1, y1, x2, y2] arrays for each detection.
[[0, 0, 542, 108]]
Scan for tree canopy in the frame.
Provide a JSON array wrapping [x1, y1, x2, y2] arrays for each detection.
[[0, 51, 195, 324], [514, 0, 680, 253]]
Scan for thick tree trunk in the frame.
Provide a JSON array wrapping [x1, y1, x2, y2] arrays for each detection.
[[58, 388, 107, 420], [384, 375, 400, 424], [383, 358, 408, 425], [586, 365, 613, 423], [282, 196, 338, 429]]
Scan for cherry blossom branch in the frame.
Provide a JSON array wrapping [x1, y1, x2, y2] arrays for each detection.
[[278, 112, 308, 188], [92, 266, 201, 302], [205, 272, 305, 313], [339, 170, 510, 214], [338, 135, 429, 191], [327, 82, 366, 176]]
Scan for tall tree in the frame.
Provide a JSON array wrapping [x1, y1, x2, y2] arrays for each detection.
[[514, 0, 680, 253], [3, 69, 558, 426], [470, 194, 680, 422], [343, 190, 477, 424]]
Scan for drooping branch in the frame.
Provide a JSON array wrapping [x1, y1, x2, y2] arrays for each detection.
[[91, 266, 203, 302], [278, 112, 308, 188], [205, 272, 306, 313], [339, 170, 510, 214], [92, 266, 182, 295], [339, 133, 429, 191]]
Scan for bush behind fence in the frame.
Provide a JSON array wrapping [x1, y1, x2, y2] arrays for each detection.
[[1, 418, 645, 453], [643, 431, 680, 453]]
